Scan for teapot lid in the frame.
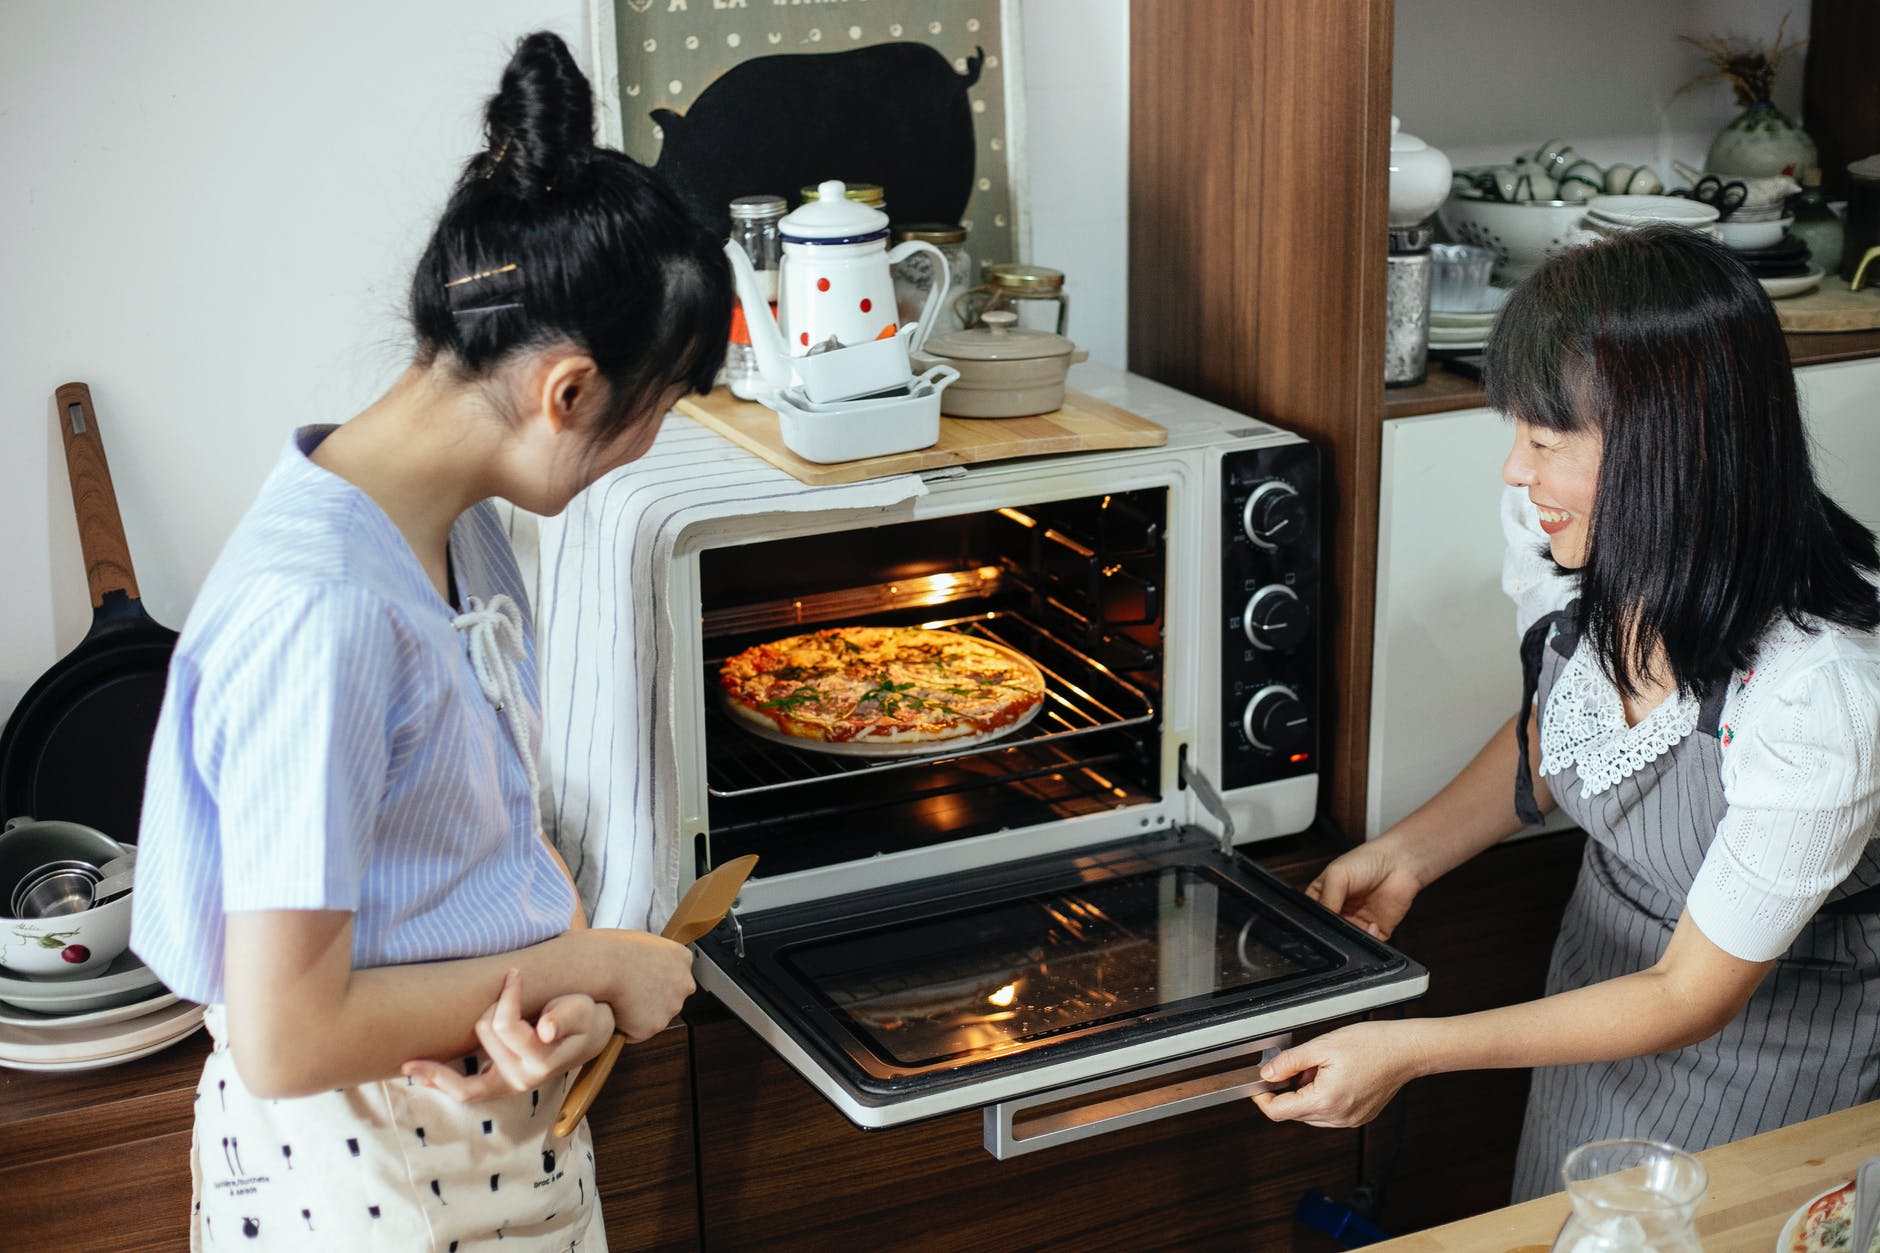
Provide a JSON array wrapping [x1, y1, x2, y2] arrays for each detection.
[[781, 180, 889, 240], [922, 310, 1075, 362]]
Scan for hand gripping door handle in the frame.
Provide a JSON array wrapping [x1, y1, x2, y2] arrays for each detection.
[[981, 1033, 1291, 1159]]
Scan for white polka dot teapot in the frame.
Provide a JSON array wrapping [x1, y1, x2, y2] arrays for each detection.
[[723, 180, 951, 403]]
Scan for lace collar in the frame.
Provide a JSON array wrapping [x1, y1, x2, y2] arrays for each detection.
[[1539, 644, 1701, 797]]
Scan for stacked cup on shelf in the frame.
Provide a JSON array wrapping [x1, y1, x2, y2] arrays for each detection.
[[1427, 244, 1503, 354]]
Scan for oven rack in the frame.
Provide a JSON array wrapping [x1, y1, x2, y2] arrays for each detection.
[[703, 612, 1156, 800]]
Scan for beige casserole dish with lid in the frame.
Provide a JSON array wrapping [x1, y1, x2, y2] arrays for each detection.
[[912, 310, 1089, 418]]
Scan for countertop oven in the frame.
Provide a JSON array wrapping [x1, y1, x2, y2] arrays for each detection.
[[662, 367, 1427, 1156]]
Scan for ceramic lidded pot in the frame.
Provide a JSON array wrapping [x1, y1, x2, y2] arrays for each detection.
[[1389, 116, 1453, 228], [913, 311, 1089, 417]]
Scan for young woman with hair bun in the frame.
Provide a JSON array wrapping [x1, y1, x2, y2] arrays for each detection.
[[130, 31, 730, 1248], [1253, 225, 1880, 1201]]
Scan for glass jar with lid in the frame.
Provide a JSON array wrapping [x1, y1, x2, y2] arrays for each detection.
[[955, 263, 1069, 335], [725, 194, 786, 400], [891, 223, 972, 331]]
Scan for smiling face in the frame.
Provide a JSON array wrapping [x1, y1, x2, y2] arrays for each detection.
[[1502, 417, 1602, 568]]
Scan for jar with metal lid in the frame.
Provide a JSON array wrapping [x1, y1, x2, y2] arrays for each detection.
[[725, 194, 785, 400], [1384, 225, 1432, 388], [891, 223, 973, 331], [955, 263, 1069, 335]]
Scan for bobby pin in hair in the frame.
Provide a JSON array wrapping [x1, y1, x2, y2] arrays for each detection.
[[444, 263, 520, 289], [481, 137, 511, 179], [451, 302, 523, 319]]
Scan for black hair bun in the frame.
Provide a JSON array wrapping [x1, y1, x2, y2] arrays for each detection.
[[480, 31, 596, 198]]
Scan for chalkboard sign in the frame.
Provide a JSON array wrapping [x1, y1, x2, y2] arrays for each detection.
[[599, 0, 1021, 267]]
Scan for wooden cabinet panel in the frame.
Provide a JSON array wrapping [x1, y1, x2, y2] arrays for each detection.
[[1130, 0, 1394, 840], [587, 1021, 699, 1251], [690, 1004, 1360, 1252]]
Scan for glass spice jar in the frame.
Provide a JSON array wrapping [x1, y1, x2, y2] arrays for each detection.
[[725, 194, 785, 401], [955, 263, 1070, 335], [891, 223, 972, 331]]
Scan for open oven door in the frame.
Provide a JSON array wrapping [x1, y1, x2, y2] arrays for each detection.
[[693, 826, 1427, 1156]]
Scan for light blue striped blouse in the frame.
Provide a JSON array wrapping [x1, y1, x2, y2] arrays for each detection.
[[131, 427, 576, 1006]]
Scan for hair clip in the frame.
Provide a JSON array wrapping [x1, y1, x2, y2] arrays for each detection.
[[481, 137, 511, 180], [444, 262, 520, 289], [451, 302, 523, 319]]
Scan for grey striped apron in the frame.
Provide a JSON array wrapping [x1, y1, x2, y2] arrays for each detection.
[[1507, 606, 1880, 1203]]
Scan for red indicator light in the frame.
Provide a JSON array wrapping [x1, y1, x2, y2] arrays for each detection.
[[1289, 752, 1310, 764]]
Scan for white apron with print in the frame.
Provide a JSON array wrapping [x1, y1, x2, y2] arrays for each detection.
[[191, 1007, 604, 1251]]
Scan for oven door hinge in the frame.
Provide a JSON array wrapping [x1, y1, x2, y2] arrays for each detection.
[[724, 904, 747, 959], [1179, 753, 1237, 857]]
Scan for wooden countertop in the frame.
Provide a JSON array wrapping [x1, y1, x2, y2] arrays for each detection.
[[1383, 328, 1880, 420], [1370, 1100, 1878, 1253]]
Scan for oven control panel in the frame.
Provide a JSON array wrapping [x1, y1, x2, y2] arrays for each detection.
[[1220, 442, 1320, 789]]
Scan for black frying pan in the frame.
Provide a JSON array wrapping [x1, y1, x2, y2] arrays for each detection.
[[0, 382, 178, 842]]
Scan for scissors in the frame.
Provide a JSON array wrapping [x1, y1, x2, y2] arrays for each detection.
[[1690, 174, 1748, 219]]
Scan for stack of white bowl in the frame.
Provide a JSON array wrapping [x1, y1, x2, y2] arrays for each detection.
[[0, 819, 201, 1072], [1430, 287, 1508, 354]]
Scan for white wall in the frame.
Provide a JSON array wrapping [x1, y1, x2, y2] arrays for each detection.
[[1394, 0, 1810, 179], [0, 0, 1132, 726]]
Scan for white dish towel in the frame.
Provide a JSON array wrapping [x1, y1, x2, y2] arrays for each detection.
[[533, 416, 928, 932]]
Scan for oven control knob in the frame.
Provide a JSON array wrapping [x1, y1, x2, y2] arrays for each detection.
[[1242, 585, 1309, 652], [1242, 481, 1307, 549], [1243, 686, 1311, 756]]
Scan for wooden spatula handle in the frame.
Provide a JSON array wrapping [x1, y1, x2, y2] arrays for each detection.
[[554, 1032, 626, 1139], [55, 381, 140, 607]]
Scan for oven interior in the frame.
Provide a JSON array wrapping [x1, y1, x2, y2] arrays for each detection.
[[697, 488, 1169, 878]]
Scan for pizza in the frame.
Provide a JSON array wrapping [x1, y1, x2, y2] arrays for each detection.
[[1790, 1180, 1873, 1253], [719, 626, 1047, 751]]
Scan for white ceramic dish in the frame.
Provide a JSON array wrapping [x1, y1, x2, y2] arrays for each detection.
[[0, 999, 203, 1065], [1773, 1181, 1862, 1253], [1760, 268, 1824, 299], [768, 365, 957, 464], [1430, 309, 1499, 328], [0, 948, 164, 1014], [792, 324, 921, 405], [1719, 216, 1793, 250], [0, 989, 179, 1030], [1431, 285, 1507, 315], [1587, 194, 1720, 227], [0, 1014, 203, 1072]]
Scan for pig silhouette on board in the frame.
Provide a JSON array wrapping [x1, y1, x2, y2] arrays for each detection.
[[650, 42, 985, 237]]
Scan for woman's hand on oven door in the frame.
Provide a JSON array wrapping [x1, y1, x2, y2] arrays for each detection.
[[1249, 1022, 1418, 1129], [1306, 835, 1426, 942], [402, 969, 616, 1102]]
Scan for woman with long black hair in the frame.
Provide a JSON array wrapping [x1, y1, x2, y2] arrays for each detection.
[[1253, 224, 1880, 1201]]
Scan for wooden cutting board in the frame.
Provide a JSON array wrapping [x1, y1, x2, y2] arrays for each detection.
[[1774, 275, 1880, 332], [676, 387, 1167, 486]]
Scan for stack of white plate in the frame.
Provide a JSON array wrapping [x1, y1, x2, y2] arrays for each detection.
[[1429, 286, 1507, 353], [0, 951, 201, 1071], [1583, 195, 1722, 241]]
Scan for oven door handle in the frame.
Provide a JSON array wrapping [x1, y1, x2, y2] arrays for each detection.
[[981, 1033, 1291, 1159]]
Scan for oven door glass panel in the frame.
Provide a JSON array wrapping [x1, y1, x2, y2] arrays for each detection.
[[782, 862, 1336, 1069], [695, 828, 1427, 1121]]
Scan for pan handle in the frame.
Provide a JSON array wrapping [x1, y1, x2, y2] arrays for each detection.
[[55, 381, 141, 608]]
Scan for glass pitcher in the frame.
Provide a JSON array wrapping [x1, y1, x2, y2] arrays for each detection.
[[1550, 1139, 1707, 1253]]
